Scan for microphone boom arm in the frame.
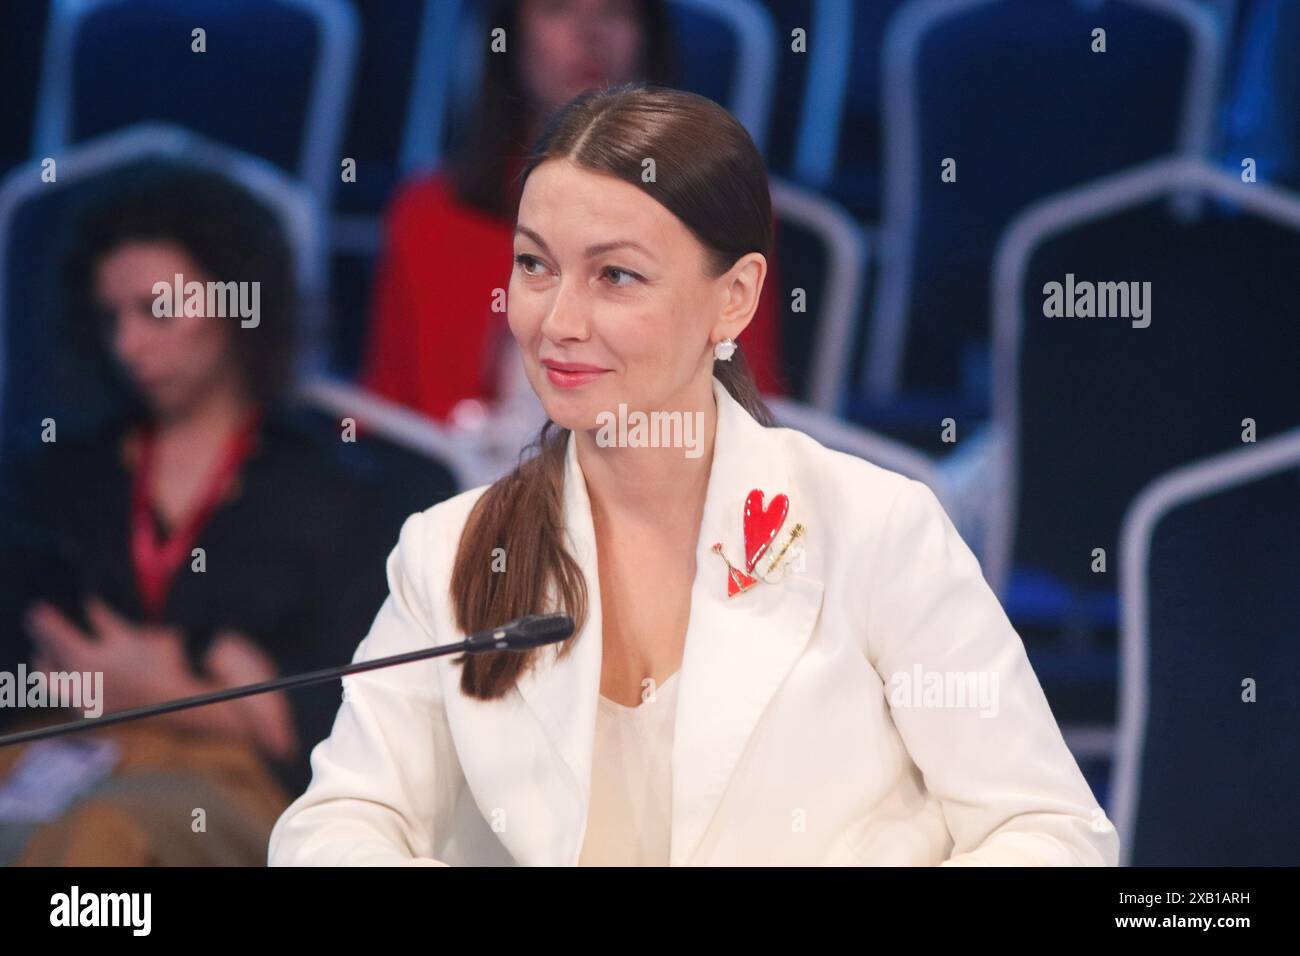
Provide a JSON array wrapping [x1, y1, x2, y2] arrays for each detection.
[[0, 613, 574, 749]]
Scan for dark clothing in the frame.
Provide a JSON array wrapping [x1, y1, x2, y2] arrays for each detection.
[[0, 407, 457, 796]]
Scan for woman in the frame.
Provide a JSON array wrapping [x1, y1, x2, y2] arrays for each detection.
[[360, 0, 787, 434], [0, 170, 442, 864], [269, 84, 1118, 866]]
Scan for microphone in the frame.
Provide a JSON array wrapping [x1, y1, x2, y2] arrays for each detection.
[[0, 613, 574, 749], [464, 613, 577, 652]]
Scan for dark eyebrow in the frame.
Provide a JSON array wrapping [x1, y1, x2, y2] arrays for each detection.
[[514, 224, 657, 263]]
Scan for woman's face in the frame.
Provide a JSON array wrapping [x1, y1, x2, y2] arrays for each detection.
[[509, 158, 765, 431], [94, 240, 239, 418], [519, 0, 644, 114]]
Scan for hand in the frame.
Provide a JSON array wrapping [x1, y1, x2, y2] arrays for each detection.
[[24, 601, 298, 759], [203, 630, 298, 760], [24, 597, 200, 714]]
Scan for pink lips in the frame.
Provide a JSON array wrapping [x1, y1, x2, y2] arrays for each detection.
[[542, 360, 610, 389]]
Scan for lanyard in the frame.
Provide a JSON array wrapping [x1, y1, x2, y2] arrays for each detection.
[[129, 411, 262, 620]]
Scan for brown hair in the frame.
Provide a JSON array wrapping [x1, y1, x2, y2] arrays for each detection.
[[450, 82, 776, 700]]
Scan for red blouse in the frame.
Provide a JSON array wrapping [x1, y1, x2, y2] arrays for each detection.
[[360, 172, 787, 422]]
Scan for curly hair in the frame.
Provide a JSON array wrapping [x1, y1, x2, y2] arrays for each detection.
[[61, 165, 298, 413]]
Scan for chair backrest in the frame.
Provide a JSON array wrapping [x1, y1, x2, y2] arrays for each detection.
[[1220, 0, 1300, 191], [987, 156, 1300, 597], [400, 0, 476, 180], [33, 0, 358, 204], [766, 0, 910, 221], [0, 123, 327, 466], [0, 0, 50, 179], [667, 0, 776, 152], [864, 0, 1222, 401], [768, 176, 869, 413], [329, 0, 441, 217], [765, 395, 949, 512], [296, 376, 486, 492], [1113, 427, 1300, 864]]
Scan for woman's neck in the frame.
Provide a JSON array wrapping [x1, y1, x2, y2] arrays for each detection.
[[132, 382, 258, 528], [151, 382, 256, 449], [574, 390, 718, 532]]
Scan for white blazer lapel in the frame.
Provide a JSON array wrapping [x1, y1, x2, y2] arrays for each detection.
[[508, 430, 605, 866], [670, 379, 826, 865], [437, 428, 601, 868], [450, 380, 824, 866]]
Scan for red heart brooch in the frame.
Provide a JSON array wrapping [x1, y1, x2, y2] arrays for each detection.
[[744, 489, 788, 572], [712, 489, 804, 598]]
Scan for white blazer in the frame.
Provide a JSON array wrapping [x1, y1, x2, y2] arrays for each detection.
[[268, 378, 1119, 866]]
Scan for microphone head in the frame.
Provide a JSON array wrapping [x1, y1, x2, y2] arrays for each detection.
[[502, 614, 575, 649], [465, 614, 575, 652]]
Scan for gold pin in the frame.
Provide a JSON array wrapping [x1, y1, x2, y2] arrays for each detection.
[[762, 523, 805, 581]]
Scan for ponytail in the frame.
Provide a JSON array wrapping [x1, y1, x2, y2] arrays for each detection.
[[450, 358, 770, 699]]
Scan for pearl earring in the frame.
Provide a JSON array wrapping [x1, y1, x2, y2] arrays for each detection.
[[714, 337, 737, 362]]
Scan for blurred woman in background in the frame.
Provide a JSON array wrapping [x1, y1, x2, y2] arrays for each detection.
[[0, 169, 436, 864]]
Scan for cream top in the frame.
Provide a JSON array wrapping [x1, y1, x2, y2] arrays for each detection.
[[577, 672, 681, 867]]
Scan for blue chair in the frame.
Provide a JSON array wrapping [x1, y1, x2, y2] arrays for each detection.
[[0, 0, 50, 178], [327, 0, 472, 375], [766, 0, 911, 221], [1220, 0, 1300, 191], [319, 13, 473, 402], [862, 0, 1221, 409], [1113, 428, 1300, 864], [987, 157, 1300, 655], [668, 0, 777, 152], [335, 0, 470, 217], [0, 124, 327, 466], [768, 177, 869, 412], [332, 0, 431, 217], [32, 0, 358, 204]]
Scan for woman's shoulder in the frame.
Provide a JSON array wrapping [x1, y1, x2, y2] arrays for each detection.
[[387, 482, 493, 567], [765, 423, 951, 557], [772, 423, 921, 505], [414, 482, 493, 530]]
